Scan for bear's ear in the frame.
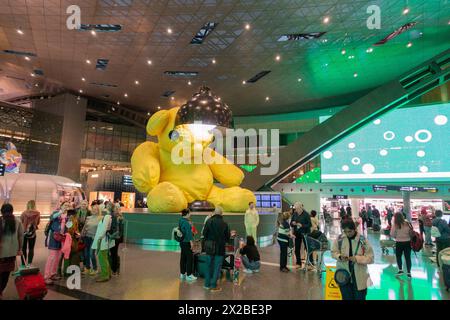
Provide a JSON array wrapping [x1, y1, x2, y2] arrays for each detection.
[[146, 110, 170, 136]]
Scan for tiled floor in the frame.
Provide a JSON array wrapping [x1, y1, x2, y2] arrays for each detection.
[[2, 221, 449, 300]]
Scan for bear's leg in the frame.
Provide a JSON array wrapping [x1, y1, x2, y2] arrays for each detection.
[[207, 186, 256, 212], [148, 181, 188, 213]]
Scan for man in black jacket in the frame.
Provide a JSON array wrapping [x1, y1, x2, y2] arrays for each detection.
[[202, 206, 231, 292], [290, 202, 312, 268]]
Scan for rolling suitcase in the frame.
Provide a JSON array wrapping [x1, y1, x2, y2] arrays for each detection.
[[194, 253, 208, 278], [14, 256, 47, 300], [438, 248, 450, 291]]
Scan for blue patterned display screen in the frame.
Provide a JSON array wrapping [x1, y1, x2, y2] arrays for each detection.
[[256, 193, 281, 208], [321, 103, 450, 182]]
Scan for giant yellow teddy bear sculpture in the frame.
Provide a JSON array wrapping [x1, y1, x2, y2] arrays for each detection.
[[131, 107, 256, 213]]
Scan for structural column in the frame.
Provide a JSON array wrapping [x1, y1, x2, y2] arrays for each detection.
[[402, 191, 412, 222]]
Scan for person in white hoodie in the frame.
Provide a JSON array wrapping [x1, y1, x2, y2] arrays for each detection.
[[332, 219, 374, 300], [92, 210, 115, 282], [245, 202, 259, 242]]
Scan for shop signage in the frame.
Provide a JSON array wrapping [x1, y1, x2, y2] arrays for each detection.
[[333, 195, 348, 200], [373, 185, 438, 193], [122, 175, 133, 186]]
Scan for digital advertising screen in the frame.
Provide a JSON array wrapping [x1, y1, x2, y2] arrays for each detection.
[[321, 103, 450, 182]]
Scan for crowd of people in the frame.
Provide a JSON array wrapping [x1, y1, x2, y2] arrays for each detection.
[[0, 198, 125, 299]]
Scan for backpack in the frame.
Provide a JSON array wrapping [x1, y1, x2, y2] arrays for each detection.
[[173, 222, 184, 242], [408, 223, 423, 253]]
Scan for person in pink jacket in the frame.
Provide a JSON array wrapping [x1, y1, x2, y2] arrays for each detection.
[[390, 212, 413, 278]]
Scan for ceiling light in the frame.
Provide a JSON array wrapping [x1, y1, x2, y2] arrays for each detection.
[[82, 77, 86, 81], [322, 39, 328, 43], [402, 8, 410, 15], [348, 55, 355, 59], [245, 23, 250, 30], [91, 30, 96, 36], [212, 58, 216, 64], [341, 49, 346, 55], [135, 80, 139, 85], [275, 55, 281, 61], [242, 80, 246, 85], [157, 106, 161, 110], [407, 42, 413, 48], [86, 59, 91, 64], [147, 112, 150, 116], [298, 78, 302, 82], [265, 96, 270, 101], [117, 101, 120, 105], [24, 56, 30, 61], [79, 89, 83, 93], [171, 97, 175, 100], [167, 28, 172, 34], [353, 73, 358, 78], [124, 93, 128, 97], [324, 63, 328, 67], [188, 81, 192, 85], [34, 83, 38, 87], [30, 73, 35, 77], [366, 47, 373, 53], [147, 60, 152, 65], [112, 107, 115, 111], [323, 16, 330, 24], [17, 29, 24, 35]]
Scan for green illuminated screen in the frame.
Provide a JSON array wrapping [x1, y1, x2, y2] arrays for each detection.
[[321, 103, 450, 182]]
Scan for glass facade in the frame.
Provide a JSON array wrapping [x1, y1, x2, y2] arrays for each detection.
[[82, 121, 146, 163]]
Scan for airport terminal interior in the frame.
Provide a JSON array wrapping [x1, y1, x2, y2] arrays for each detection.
[[0, 0, 449, 301]]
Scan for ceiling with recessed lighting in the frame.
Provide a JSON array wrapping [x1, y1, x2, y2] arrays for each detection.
[[0, 0, 449, 116]]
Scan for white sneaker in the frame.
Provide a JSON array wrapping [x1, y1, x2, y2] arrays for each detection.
[[180, 274, 186, 281], [253, 269, 260, 273], [243, 269, 253, 274], [186, 275, 197, 281]]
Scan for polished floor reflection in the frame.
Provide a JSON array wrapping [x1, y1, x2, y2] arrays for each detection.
[[2, 221, 448, 300]]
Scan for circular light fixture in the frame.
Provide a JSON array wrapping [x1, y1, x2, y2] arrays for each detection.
[[86, 59, 91, 64], [407, 42, 413, 48], [167, 28, 172, 34], [265, 96, 270, 101], [212, 59, 216, 64], [245, 23, 250, 30], [30, 73, 36, 77], [91, 30, 96, 36], [402, 7, 410, 15], [322, 39, 328, 43], [366, 47, 373, 53], [135, 80, 139, 85], [82, 77, 86, 81], [275, 55, 281, 61], [24, 56, 30, 61], [353, 73, 358, 78], [171, 97, 175, 100], [298, 78, 302, 82], [341, 49, 346, 55], [124, 93, 128, 97], [17, 29, 24, 35], [188, 81, 192, 85], [157, 106, 161, 110], [323, 16, 330, 24], [174, 86, 233, 137], [79, 89, 83, 93], [242, 80, 246, 85], [147, 60, 152, 65], [117, 101, 120, 105], [147, 112, 150, 116], [348, 55, 355, 59]]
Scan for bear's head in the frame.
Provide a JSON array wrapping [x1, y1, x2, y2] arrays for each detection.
[[146, 107, 215, 156]]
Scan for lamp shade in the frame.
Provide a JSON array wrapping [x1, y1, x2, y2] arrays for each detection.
[[175, 86, 233, 129]]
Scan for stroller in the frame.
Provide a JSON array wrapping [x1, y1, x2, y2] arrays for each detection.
[[303, 231, 329, 278]]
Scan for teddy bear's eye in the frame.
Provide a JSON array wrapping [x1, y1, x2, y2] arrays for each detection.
[[169, 130, 179, 141]]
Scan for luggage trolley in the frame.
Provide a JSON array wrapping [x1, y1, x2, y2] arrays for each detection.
[[302, 233, 329, 278]]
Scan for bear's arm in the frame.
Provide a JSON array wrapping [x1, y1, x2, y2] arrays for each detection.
[[131, 141, 160, 193], [207, 149, 244, 187]]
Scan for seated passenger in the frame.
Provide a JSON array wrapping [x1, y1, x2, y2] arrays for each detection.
[[239, 236, 260, 273]]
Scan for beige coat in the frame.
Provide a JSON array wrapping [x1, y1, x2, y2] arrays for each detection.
[[331, 233, 374, 291]]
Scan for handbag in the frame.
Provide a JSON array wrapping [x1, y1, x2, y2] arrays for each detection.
[[77, 240, 87, 252], [408, 223, 416, 238], [204, 239, 216, 256], [334, 268, 352, 286], [53, 231, 66, 243]]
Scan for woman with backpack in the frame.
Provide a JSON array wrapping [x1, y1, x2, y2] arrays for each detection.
[[0, 203, 23, 300], [44, 201, 69, 285], [390, 212, 412, 278], [109, 204, 124, 276], [332, 219, 374, 300], [20, 200, 40, 266], [178, 209, 197, 282]]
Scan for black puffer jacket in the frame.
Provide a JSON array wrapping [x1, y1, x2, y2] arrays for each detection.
[[202, 214, 231, 256]]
